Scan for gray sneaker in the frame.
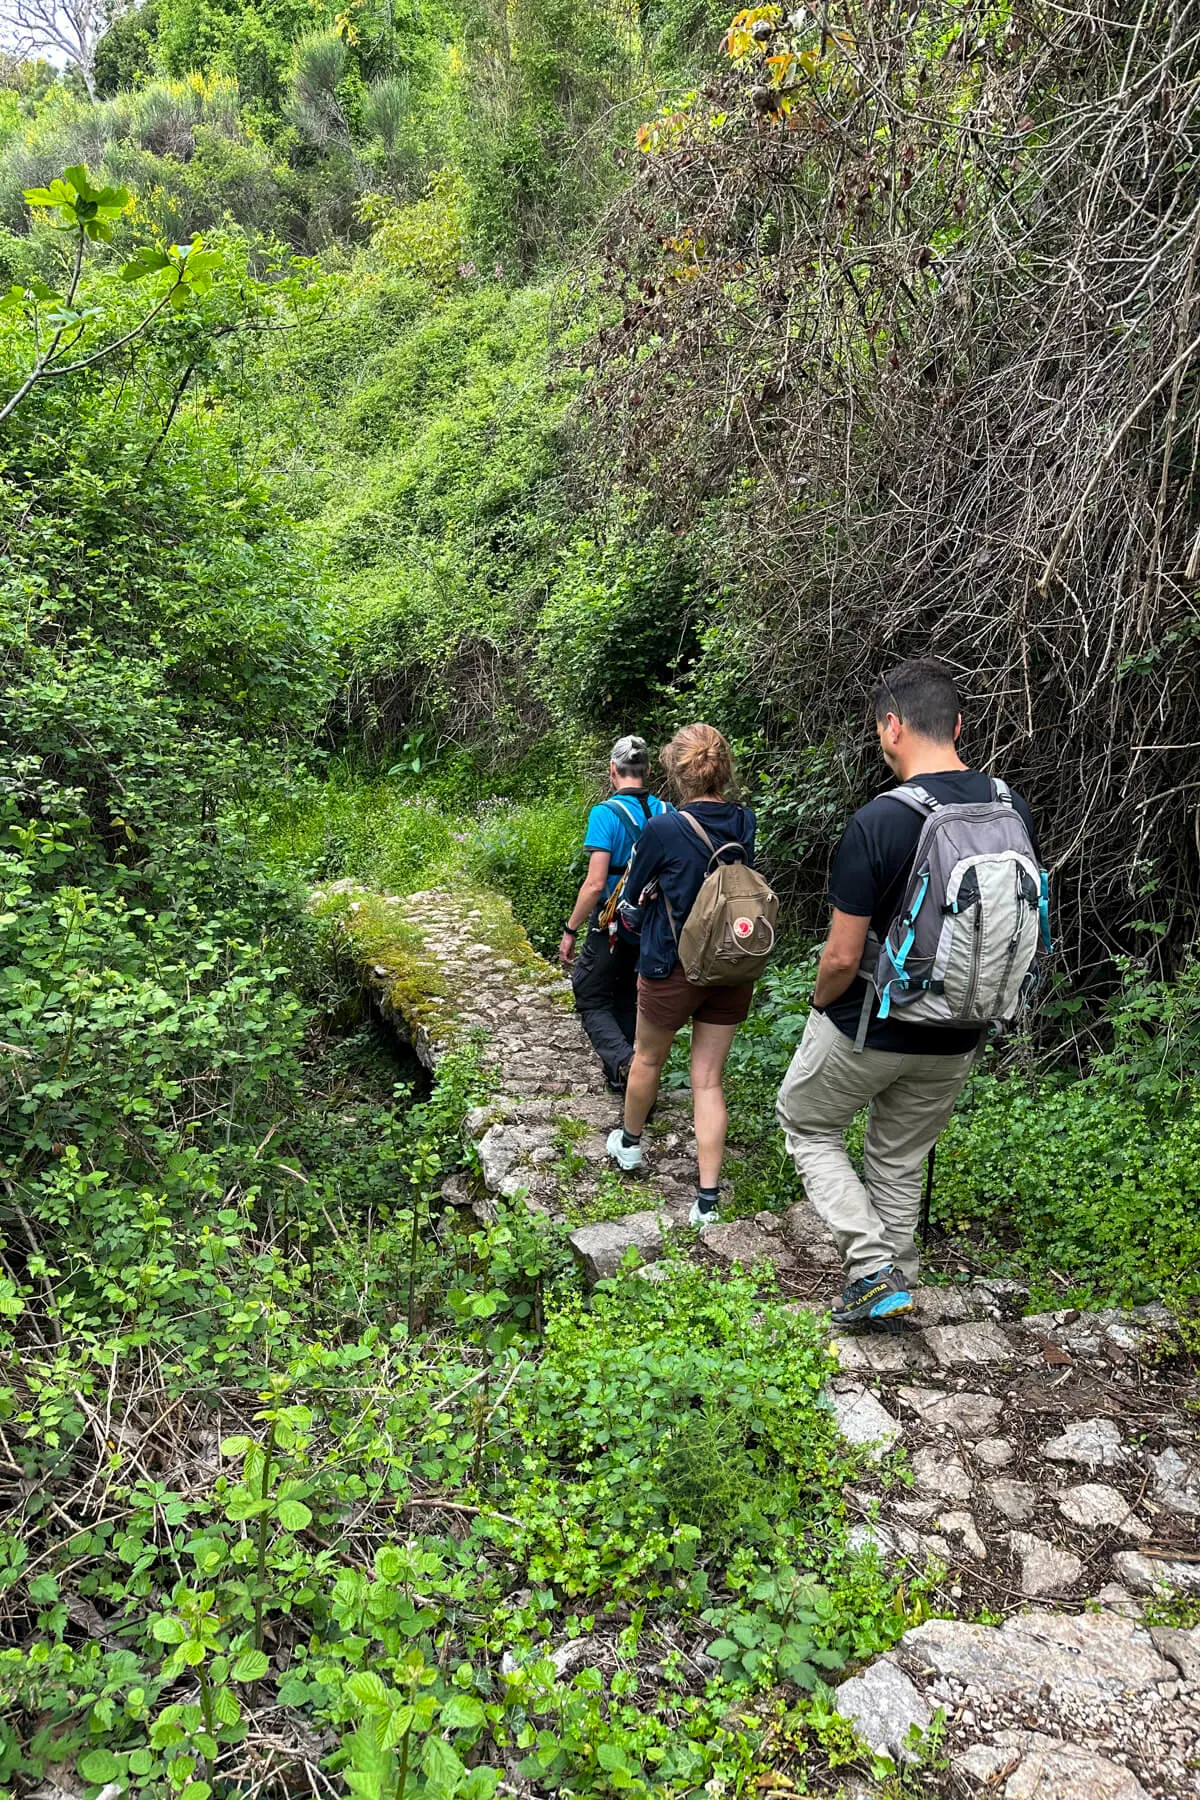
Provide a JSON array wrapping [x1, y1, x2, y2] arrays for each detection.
[[606, 1127, 643, 1171]]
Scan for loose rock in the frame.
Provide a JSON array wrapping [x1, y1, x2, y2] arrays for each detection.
[[934, 1509, 987, 1559], [478, 1122, 538, 1188], [825, 1383, 902, 1458], [1041, 1416, 1128, 1468], [911, 1445, 974, 1499], [702, 1217, 796, 1272], [1112, 1549, 1200, 1597], [892, 1609, 1172, 1703], [923, 1319, 1017, 1366], [1148, 1624, 1200, 1684], [832, 1332, 931, 1374], [1057, 1482, 1150, 1538], [986, 1478, 1039, 1523], [1010, 1532, 1085, 1597], [1148, 1446, 1200, 1517], [568, 1212, 663, 1284], [1001, 1737, 1151, 1800], [780, 1198, 840, 1266], [897, 1385, 1003, 1434], [954, 1744, 1022, 1781], [834, 1658, 931, 1763], [912, 1286, 977, 1324]]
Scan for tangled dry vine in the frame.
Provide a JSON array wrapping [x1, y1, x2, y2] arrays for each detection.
[[572, 0, 1200, 973]]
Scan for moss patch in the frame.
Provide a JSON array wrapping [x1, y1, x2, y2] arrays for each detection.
[[313, 884, 452, 1047], [312, 880, 563, 1055], [466, 886, 556, 984]]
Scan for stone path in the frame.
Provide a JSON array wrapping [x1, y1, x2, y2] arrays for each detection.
[[325, 882, 1200, 1800]]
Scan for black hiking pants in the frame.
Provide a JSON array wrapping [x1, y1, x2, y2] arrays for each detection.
[[571, 910, 639, 1087]]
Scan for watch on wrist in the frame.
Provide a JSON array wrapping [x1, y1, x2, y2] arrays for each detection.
[[563, 923, 578, 937]]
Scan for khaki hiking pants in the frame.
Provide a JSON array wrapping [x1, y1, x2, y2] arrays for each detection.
[[775, 1009, 977, 1287]]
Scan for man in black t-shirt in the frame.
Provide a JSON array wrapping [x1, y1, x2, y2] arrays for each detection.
[[776, 659, 1038, 1326]]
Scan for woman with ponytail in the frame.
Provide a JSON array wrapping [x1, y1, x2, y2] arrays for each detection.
[[606, 723, 757, 1226]]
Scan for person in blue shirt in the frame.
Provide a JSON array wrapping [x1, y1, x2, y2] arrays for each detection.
[[559, 735, 671, 1091], [606, 724, 757, 1227]]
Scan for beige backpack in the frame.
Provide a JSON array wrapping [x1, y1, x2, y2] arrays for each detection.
[[664, 813, 778, 986]]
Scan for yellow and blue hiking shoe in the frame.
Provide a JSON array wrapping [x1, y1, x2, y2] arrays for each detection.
[[831, 1265, 913, 1326]]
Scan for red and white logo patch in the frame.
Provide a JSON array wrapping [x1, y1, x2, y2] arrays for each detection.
[[733, 916, 754, 939]]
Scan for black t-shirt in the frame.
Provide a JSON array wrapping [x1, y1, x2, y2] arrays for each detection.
[[822, 769, 1039, 1055]]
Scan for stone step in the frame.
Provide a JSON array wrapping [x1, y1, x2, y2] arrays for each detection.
[[837, 1609, 1198, 1797]]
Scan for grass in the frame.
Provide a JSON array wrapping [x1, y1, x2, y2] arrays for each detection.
[[266, 756, 589, 955]]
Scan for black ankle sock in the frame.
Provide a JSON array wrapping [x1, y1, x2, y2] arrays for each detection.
[[621, 1129, 641, 1148], [696, 1184, 719, 1205]]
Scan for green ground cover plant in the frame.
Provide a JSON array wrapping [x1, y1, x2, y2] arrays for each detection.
[[3, 1134, 925, 1796], [935, 962, 1200, 1307]]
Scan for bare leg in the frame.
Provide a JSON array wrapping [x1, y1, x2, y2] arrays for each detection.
[[624, 1014, 677, 1137], [690, 1020, 739, 1189]]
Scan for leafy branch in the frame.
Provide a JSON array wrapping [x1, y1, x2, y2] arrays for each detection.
[[0, 165, 224, 426]]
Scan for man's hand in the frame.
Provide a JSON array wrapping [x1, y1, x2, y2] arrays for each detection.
[[559, 932, 578, 968], [812, 909, 871, 1009]]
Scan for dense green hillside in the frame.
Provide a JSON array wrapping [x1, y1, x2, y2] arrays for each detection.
[[1, 1, 1199, 1793]]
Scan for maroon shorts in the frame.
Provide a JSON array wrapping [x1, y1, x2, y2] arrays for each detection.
[[637, 966, 755, 1032]]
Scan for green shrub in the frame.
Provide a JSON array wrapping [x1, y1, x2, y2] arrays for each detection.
[[937, 972, 1200, 1306], [535, 522, 701, 734], [504, 1261, 849, 1592], [463, 797, 584, 953]]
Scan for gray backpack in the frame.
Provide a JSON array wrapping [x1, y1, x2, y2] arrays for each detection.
[[854, 779, 1049, 1050]]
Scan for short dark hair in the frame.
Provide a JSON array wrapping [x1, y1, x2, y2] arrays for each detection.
[[873, 659, 961, 742]]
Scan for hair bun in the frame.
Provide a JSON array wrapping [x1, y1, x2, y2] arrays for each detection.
[[660, 723, 734, 801]]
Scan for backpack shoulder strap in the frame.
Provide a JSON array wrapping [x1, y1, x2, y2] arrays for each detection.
[[680, 808, 748, 868], [605, 795, 644, 832], [991, 777, 1013, 806], [597, 798, 651, 928], [604, 795, 652, 855], [890, 782, 939, 815], [678, 809, 717, 855]]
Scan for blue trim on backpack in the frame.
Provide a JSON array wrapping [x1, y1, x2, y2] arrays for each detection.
[[876, 870, 930, 1022], [1039, 869, 1052, 953], [603, 794, 657, 870]]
